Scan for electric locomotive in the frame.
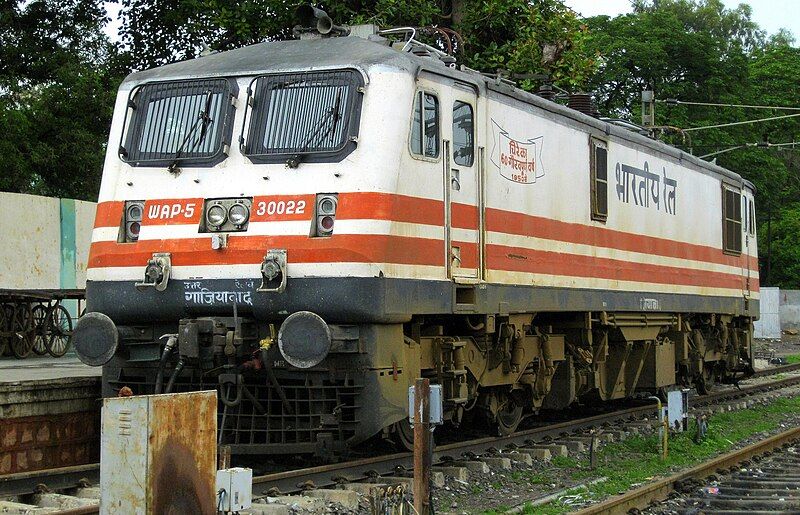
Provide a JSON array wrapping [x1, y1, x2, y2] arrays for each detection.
[[74, 9, 758, 457]]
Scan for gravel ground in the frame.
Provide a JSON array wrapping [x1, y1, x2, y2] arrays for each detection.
[[432, 455, 581, 513], [429, 385, 800, 515], [754, 334, 800, 366]]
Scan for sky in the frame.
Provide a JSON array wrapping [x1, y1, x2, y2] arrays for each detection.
[[564, 0, 799, 38], [104, 1, 799, 41]]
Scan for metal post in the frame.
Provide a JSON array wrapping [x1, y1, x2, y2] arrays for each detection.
[[218, 444, 231, 470], [648, 396, 668, 460], [413, 378, 431, 515]]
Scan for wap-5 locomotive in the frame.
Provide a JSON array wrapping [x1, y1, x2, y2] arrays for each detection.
[[74, 17, 758, 457]]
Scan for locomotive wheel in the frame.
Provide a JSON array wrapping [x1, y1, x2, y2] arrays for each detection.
[[31, 304, 50, 355], [393, 418, 415, 452], [479, 390, 523, 436], [495, 394, 523, 436], [10, 303, 34, 359], [47, 304, 73, 358], [695, 366, 715, 395]]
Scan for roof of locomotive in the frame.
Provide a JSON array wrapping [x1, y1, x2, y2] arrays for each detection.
[[121, 34, 754, 191], [121, 36, 418, 86]]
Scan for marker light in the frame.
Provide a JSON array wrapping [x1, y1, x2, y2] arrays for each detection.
[[123, 200, 145, 242], [315, 194, 338, 237]]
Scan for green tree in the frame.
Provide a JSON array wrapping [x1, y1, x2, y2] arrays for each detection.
[[0, 0, 122, 200], [584, 0, 800, 286], [118, 0, 596, 90]]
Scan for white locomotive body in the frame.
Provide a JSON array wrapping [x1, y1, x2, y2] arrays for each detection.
[[77, 32, 757, 455]]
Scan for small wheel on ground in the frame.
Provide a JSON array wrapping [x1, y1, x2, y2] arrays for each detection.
[[0, 304, 10, 356], [31, 304, 50, 355], [47, 304, 73, 358], [10, 302, 34, 359]]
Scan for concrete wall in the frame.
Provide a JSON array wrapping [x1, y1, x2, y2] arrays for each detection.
[[73, 199, 98, 288], [780, 289, 800, 331], [755, 287, 781, 339], [0, 192, 96, 291]]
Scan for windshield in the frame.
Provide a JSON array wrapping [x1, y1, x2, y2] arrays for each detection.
[[243, 69, 363, 161], [121, 79, 233, 165]]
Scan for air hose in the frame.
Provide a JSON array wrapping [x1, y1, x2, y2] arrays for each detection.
[[164, 357, 185, 393], [154, 334, 178, 394]]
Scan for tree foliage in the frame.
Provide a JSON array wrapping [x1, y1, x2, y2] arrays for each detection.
[[0, 0, 121, 199], [2, 0, 800, 285]]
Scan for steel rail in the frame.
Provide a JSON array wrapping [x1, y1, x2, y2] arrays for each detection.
[[251, 372, 800, 495], [751, 361, 800, 378], [573, 425, 800, 515], [0, 463, 99, 497]]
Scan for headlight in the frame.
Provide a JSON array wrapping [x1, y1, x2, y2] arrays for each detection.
[[229, 203, 249, 226], [207, 205, 227, 227]]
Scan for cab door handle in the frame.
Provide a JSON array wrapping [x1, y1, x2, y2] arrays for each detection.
[[451, 168, 461, 191]]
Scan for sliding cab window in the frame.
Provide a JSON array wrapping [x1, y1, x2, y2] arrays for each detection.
[[748, 198, 756, 236], [590, 138, 608, 222], [723, 185, 743, 254], [119, 78, 237, 167], [242, 69, 364, 165], [452, 101, 474, 166], [410, 91, 440, 159]]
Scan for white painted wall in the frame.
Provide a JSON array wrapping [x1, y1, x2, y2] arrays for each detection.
[[0, 192, 96, 291], [0, 192, 61, 290], [754, 286, 780, 338]]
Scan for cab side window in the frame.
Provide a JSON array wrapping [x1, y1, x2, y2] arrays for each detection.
[[452, 101, 474, 166], [590, 138, 608, 222], [723, 186, 742, 254], [410, 91, 440, 158]]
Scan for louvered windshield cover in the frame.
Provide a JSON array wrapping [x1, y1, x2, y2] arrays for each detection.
[[245, 70, 362, 156], [122, 79, 231, 163]]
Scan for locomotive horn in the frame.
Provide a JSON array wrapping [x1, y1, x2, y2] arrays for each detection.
[[295, 4, 349, 36]]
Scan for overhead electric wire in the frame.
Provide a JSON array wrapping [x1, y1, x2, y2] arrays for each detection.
[[658, 99, 800, 111], [682, 112, 800, 132], [699, 141, 800, 159]]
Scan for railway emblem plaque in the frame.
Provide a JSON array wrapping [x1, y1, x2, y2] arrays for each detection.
[[490, 120, 545, 184]]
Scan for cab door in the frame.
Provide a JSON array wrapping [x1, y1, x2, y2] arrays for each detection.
[[444, 85, 480, 280]]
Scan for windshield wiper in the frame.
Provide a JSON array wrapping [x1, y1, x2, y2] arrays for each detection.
[[286, 91, 342, 169], [168, 90, 214, 175]]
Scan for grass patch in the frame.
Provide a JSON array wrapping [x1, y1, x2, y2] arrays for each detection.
[[785, 354, 800, 364], [522, 394, 800, 514], [509, 470, 549, 484], [551, 455, 579, 468]]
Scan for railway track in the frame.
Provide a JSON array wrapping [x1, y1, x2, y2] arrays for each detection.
[[3, 365, 800, 513], [575, 426, 800, 515], [250, 371, 800, 495]]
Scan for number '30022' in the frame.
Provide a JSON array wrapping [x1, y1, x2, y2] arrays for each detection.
[[255, 200, 306, 217]]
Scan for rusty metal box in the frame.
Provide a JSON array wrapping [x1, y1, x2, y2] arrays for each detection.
[[100, 391, 217, 515]]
